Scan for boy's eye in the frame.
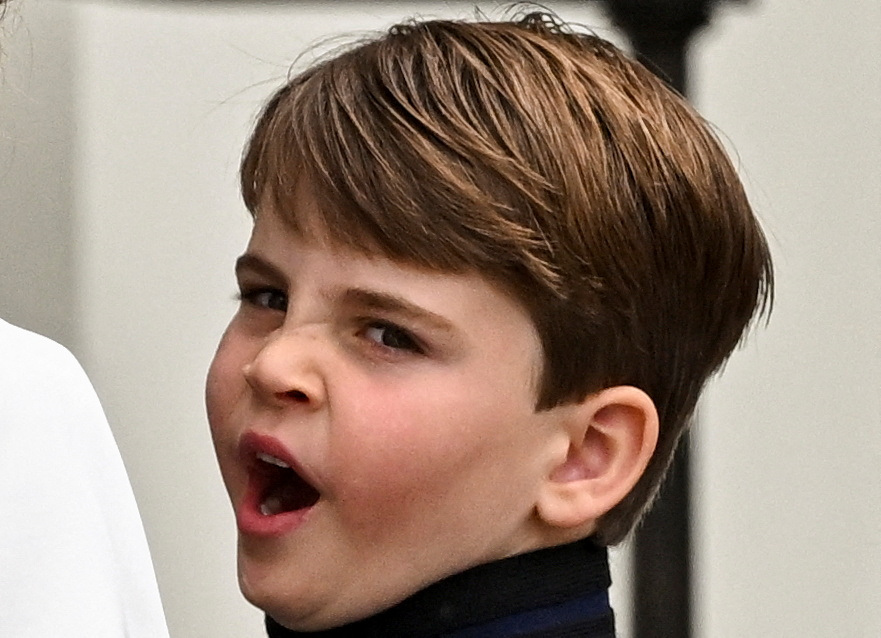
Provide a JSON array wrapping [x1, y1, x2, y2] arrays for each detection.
[[363, 321, 423, 353], [239, 287, 287, 312]]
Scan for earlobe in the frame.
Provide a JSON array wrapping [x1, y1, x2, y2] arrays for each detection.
[[536, 386, 658, 531]]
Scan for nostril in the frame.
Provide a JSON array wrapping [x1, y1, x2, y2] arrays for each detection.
[[285, 389, 309, 402]]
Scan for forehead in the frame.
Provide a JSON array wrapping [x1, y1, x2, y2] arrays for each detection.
[[246, 204, 475, 303], [253, 177, 477, 278], [254, 178, 402, 260], [247, 203, 382, 274]]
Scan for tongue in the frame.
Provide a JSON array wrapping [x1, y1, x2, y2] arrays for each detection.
[[260, 474, 319, 516]]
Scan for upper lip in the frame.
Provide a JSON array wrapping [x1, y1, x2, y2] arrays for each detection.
[[238, 430, 317, 489]]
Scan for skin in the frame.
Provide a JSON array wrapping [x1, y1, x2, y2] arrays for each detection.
[[205, 194, 578, 630]]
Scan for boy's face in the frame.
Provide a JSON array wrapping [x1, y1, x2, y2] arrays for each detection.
[[206, 192, 566, 630]]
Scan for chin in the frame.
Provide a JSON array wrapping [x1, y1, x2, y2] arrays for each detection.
[[240, 580, 314, 631], [256, 601, 363, 633], [238, 570, 351, 632]]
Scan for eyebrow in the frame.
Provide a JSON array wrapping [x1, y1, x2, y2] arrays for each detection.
[[235, 252, 458, 335], [235, 253, 287, 284], [339, 288, 457, 335]]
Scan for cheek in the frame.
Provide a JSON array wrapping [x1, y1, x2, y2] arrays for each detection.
[[205, 356, 230, 437], [328, 381, 519, 519], [204, 336, 255, 502], [205, 334, 247, 450], [206, 350, 228, 401]]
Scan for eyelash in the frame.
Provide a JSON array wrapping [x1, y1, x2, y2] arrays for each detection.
[[237, 286, 288, 312], [359, 320, 425, 355], [236, 288, 425, 355]]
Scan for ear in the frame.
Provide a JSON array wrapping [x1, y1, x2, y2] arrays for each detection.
[[536, 386, 658, 530]]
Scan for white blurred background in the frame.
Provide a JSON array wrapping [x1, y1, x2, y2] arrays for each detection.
[[1, 1, 878, 637]]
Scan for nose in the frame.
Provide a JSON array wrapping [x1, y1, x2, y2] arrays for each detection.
[[242, 328, 326, 409]]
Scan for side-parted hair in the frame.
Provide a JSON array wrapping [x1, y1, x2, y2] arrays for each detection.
[[240, 13, 773, 545]]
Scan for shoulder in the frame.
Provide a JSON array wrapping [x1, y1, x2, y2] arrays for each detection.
[[0, 318, 107, 438], [0, 319, 170, 637], [0, 318, 96, 399], [0, 318, 83, 376]]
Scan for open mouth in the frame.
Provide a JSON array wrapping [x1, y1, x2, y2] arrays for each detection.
[[252, 451, 321, 516]]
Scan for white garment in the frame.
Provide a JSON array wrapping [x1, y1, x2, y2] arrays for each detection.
[[0, 320, 169, 637]]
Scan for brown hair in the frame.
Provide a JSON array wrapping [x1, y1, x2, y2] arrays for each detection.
[[240, 13, 773, 545]]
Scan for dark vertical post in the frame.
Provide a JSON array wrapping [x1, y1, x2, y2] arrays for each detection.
[[602, 1, 713, 94], [589, 1, 745, 637], [603, 6, 702, 637]]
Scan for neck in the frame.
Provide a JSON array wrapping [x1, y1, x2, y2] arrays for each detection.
[[267, 537, 615, 638]]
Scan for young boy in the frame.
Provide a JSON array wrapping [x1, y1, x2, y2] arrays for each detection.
[[206, 12, 772, 637]]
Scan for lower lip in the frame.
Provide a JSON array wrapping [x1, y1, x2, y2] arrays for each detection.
[[236, 480, 315, 538]]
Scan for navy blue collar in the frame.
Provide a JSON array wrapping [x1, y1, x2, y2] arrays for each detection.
[[266, 538, 615, 638]]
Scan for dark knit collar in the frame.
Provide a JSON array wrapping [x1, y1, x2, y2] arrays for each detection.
[[266, 538, 614, 638]]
